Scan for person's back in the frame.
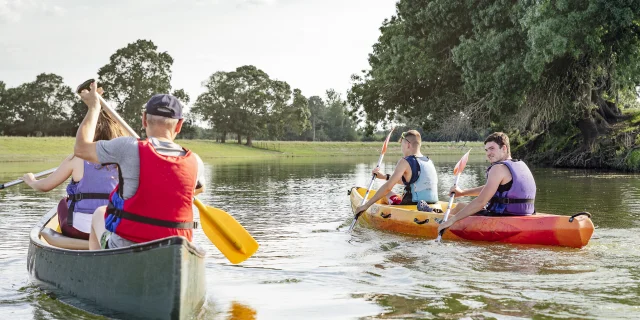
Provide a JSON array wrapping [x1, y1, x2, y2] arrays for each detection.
[[73, 84, 205, 249], [22, 103, 127, 240], [101, 136, 203, 245], [402, 155, 438, 204], [63, 161, 118, 238]]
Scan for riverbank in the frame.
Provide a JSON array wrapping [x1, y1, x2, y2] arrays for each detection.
[[513, 109, 640, 171], [0, 137, 484, 162]]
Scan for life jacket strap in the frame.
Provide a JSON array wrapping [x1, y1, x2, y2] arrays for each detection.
[[489, 197, 535, 204], [66, 193, 111, 226], [107, 207, 198, 229]]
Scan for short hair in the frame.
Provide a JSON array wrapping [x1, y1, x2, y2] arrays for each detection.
[[400, 130, 422, 145], [146, 113, 179, 129], [484, 132, 510, 153]]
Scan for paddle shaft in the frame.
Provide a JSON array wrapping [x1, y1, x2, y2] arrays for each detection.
[[0, 167, 58, 190], [348, 151, 386, 231], [436, 174, 461, 241]]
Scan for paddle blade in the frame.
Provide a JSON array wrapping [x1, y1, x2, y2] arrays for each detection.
[[380, 127, 395, 154], [194, 199, 259, 264], [453, 149, 471, 176]]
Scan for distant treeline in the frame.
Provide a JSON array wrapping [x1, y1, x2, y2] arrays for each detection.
[[0, 40, 357, 144]]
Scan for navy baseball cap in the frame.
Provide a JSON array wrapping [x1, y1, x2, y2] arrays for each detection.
[[145, 94, 183, 119]]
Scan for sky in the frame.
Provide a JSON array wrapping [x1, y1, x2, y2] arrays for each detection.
[[0, 0, 398, 108]]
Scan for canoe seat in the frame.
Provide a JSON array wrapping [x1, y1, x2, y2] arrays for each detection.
[[39, 228, 90, 250]]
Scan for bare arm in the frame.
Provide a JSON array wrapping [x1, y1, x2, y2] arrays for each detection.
[[74, 82, 101, 163], [444, 165, 510, 225], [458, 185, 485, 197], [360, 159, 410, 209], [22, 155, 75, 192]]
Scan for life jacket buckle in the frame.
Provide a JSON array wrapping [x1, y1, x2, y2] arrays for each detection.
[[193, 221, 199, 229]]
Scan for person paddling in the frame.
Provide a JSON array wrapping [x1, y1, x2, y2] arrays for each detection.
[[355, 130, 438, 214], [437, 132, 536, 234], [75, 81, 205, 250], [22, 87, 128, 240]]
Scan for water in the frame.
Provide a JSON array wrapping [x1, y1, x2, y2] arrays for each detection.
[[1, 156, 639, 319]]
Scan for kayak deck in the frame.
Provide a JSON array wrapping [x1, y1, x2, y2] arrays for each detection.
[[349, 187, 594, 248], [28, 206, 207, 319]]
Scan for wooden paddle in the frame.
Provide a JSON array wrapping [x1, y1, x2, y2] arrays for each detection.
[[85, 82, 257, 264], [0, 167, 58, 190], [436, 149, 471, 242], [348, 127, 395, 231]]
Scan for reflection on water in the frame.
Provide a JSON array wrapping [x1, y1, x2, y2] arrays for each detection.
[[1, 155, 639, 319]]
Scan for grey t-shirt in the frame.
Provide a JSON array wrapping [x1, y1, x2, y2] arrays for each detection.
[[96, 136, 205, 199]]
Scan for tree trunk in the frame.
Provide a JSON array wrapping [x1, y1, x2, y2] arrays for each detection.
[[220, 131, 226, 143], [237, 133, 241, 144], [245, 136, 253, 147], [312, 118, 316, 141], [577, 115, 599, 149]]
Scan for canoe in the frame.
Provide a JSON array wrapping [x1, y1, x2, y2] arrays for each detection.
[[27, 206, 206, 319], [349, 187, 594, 248]]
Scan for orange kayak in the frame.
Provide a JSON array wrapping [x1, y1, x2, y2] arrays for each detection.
[[349, 187, 594, 248]]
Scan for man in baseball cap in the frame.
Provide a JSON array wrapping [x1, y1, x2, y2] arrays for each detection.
[[74, 82, 205, 250]]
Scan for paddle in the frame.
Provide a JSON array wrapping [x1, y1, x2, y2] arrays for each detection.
[[436, 149, 471, 242], [348, 127, 395, 232], [84, 82, 258, 264], [0, 167, 58, 190]]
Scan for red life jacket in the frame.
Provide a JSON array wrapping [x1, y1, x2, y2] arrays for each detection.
[[106, 139, 198, 243]]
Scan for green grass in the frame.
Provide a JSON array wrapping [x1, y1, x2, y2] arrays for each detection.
[[0, 136, 484, 163]]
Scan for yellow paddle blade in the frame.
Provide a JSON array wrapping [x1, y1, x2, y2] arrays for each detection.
[[194, 198, 259, 264]]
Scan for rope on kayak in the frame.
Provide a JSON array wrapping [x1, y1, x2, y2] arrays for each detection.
[[569, 212, 592, 222]]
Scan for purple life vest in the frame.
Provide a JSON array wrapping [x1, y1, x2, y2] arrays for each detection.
[[485, 159, 536, 215], [65, 161, 118, 226]]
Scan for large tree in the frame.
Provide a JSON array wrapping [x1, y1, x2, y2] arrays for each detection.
[[2, 73, 75, 136], [349, 0, 640, 148], [193, 65, 309, 145], [97, 39, 176, 136]]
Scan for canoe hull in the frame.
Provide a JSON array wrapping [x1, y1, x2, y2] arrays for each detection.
[[349, 187, 594, 248], [27, 207, 206, 319]]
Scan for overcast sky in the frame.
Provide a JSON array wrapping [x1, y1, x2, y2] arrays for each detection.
[[0, 0, 397, 107]]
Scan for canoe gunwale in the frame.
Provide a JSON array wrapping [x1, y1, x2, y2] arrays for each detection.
[[29, 206, 206, 258]]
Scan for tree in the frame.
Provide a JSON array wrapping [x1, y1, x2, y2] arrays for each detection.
[[307, 96, 326, 141], [325, 89, 358, 141], [194, 65, 308, 145], [268, 87, 311, 140], [348, 0, 640, 148], [0, 81, 12, 135], [3, 73, 75, 136], [98, 39, 174, 136]]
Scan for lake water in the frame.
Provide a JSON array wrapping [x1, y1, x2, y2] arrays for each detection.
[[1, 155, 639, 319]]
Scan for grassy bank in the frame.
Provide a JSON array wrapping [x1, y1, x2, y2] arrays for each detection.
[[0, 137, 484, 163]]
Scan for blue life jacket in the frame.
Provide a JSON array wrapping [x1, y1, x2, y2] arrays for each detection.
[[402, 155, 438, 203]]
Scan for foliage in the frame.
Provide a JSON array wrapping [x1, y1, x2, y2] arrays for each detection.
[[349, 0, 640, 148], [97, 39, 176, 136]]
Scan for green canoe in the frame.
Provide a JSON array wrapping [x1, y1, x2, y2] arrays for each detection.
[[27, 206, 206, 319]]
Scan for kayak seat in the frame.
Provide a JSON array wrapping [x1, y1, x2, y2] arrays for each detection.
[[39, 227, 90, 250]]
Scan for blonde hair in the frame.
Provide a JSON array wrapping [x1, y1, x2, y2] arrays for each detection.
[[400, 130, 422, 146]]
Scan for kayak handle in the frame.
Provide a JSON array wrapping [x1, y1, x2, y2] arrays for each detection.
[[569, 212, 591, 222], [380, 212, 391, 219], [414, 217, 429, 225]]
